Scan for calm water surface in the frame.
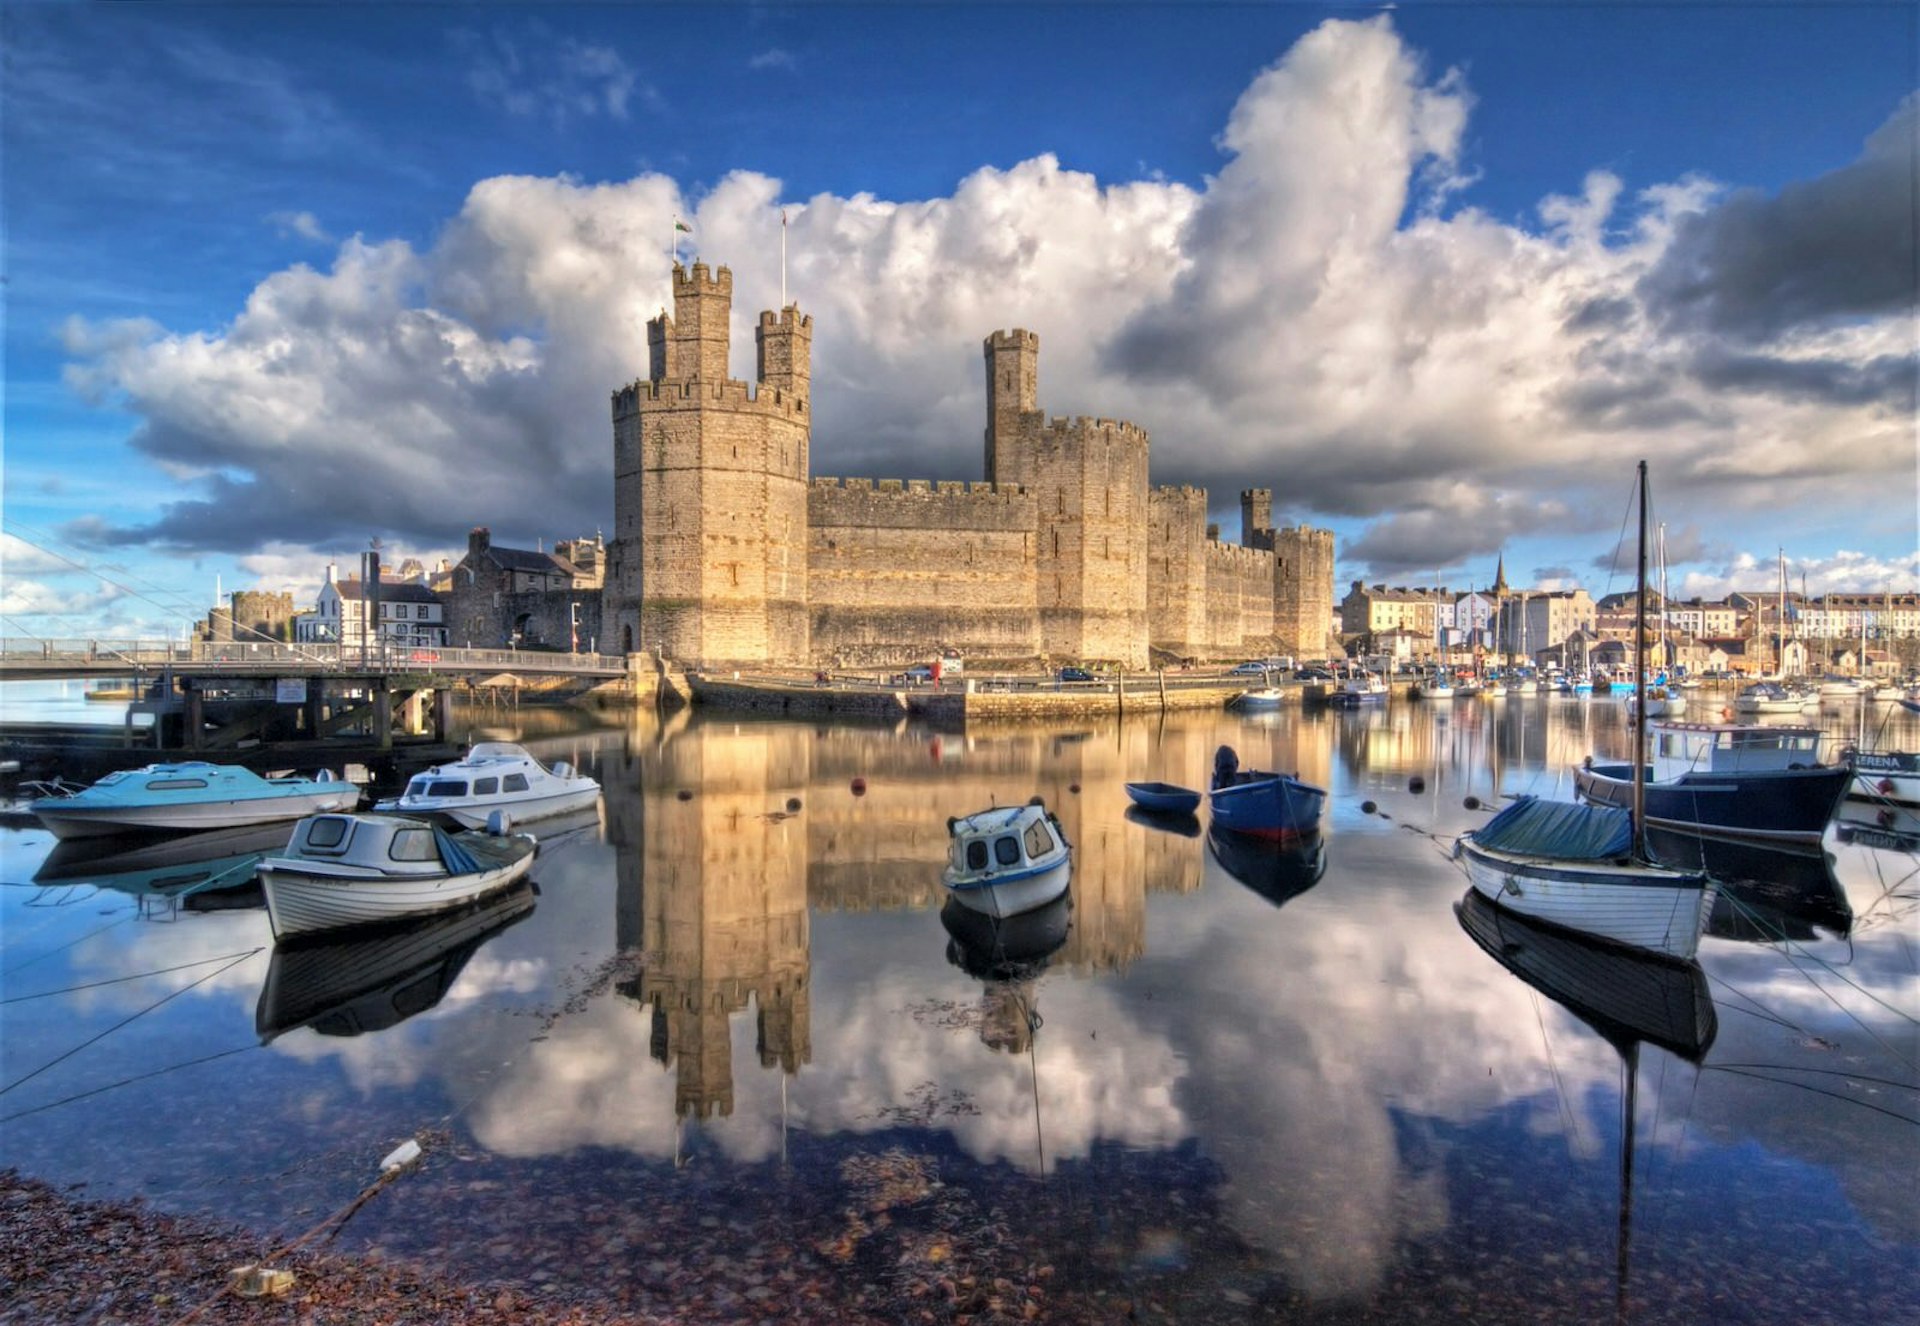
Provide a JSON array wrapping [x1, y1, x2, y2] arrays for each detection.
[[2, 696, 1915, 1323]]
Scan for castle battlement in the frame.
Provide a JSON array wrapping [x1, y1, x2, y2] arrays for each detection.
[[1153, 484, 1208, 502], [1035, 415, 1149, 446], [811, 476, 1030, 502], [759, 307, 813, 332], [1204, 540, 1275, 570], [674, 261, 731, 297], [612, 377, 808, 419], [986, 328, 1040, 350]]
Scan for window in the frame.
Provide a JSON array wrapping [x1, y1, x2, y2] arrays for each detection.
[[427, 780, 469, 797], [473, 777, 499, 795], [389, 828, 439, 862], [502, 773, 530, 793], [145, 778, 208, 791], [304, 817, 351, 850], [1023, 819, 1055, 859], [966, 840, 988, 871], [994, 836, 1021, 867]]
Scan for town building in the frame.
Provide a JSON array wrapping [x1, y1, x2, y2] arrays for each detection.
[[443, 527, 604, 652], [294, 564, 447, 648]]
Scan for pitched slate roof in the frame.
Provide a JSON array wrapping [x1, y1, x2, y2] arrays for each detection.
[[483, 545, 582, 577], [333, 578, 442, 605]]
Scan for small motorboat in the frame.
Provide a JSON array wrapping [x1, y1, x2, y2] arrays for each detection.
[[1207, 745, 1326, 839], [1326, 672, 1388, 708], [943, 798, 1073, 919], [375, 742, 601, 828], [29, 762, 359, 840], [258, 812, 538, 940], [1732, 682, 1806, 715], [1125, 781, 1202, 815], [1231, 687, 1287, 711]]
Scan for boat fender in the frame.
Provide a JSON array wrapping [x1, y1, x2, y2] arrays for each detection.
[[850, 777, 867, 796], [1582, 756, 1593, 769], [316, 768, 336, 783], [1879, 778, 1896, 795], [486, 809, 513, 836]]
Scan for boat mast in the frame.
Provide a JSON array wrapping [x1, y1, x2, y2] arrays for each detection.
[[1633, 460, 1649, 863]]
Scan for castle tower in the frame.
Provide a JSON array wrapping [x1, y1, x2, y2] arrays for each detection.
[[983, 329, 1149, 666], [1241, 488, 1273, 549], [1271, 525, 1337, 662], [983, 329, 1039, 483], [756, 306, 812, 398], [608, 261, 811, 665], [669, 261, 731, 381]]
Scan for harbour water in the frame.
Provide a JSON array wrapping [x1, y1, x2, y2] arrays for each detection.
[[1, 696, 1914, 1323]]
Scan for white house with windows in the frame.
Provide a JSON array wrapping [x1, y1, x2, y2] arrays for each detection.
[[294, 564, 448, 648]]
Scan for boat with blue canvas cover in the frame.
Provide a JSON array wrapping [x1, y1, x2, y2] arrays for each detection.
[[258, 812, 537, 940], [1455, 462, 1714, 962], [29, 762, 358, 840], [1208, 745, 1326, 839], [1574, 722, 1849, 844], [1125, 781, 1202, 815], [942, 798, 1072, 918]]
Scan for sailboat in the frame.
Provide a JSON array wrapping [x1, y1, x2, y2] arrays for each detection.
[[1454, 888, 1716, 1326], [1455, 462, 1715, 961]]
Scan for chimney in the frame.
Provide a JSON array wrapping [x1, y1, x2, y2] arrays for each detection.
[[469, 526, 490, 562], [325, 562, 337, 585]]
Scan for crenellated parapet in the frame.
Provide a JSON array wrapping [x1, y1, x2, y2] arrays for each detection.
[[612, 376, 810, 421], [809, 474, 1038, 532], [812, 476, 1028, 498]]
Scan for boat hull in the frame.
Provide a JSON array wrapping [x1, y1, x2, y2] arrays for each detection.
[[1848, 751, 1920, 810], [33, 786, 359, 839], [1209, 774, 1327, 838], [942, 858, 1072, 919], [378, 784, 603, 829], [259, 839, 536, 940], [1574, 762, 1849, 843], [1457, 836, 1714, 961], [1124, 782, 1202, 815]]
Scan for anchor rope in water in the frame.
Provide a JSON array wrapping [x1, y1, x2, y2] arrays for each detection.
[[1700, 1064, 1920, 1127], [0, 947, 267, 1004], [0, 1042, 262, 1124], [0, 947, 263, 1097]]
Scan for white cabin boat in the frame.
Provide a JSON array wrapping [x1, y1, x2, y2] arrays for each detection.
[[943, 799, 1072, 918], [1732, 682, 1806, 715], [259, 812, 537, 940], [30, 762, 358, 840], [375, 743, 600, 828]]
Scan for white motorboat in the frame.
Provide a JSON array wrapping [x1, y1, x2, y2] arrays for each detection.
[[374, 742, 600, 828], [1732, 682, 1806, 715], [259, 812, 538, 940], [29, 762, 358, 840], [943, 798, 1072, 918]]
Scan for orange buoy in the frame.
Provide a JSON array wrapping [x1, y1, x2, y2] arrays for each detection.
[[850, 777, 867, 796]]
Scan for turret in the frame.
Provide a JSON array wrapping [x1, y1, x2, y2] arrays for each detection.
[[983, 329, 1039, 482], [756, 306, 812, 401], [1241, 488, 1272, 549], [671, 262, 732, 381]]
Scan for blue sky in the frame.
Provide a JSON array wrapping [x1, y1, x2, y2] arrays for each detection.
[[4, 3, 1916, 639]]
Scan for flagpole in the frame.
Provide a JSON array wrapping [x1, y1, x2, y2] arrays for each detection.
[[780, 208, 788, 308]]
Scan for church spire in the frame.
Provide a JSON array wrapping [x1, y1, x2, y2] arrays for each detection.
[[1492, 554, 1509, 597]]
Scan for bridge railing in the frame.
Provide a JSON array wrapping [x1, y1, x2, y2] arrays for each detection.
[[0, 639, 628, 676]]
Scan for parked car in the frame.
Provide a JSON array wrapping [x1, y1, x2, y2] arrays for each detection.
[[1058, 667, 1094, 683], [903, 664, 935, 683], [1294, 667, 1335, 681], [1229, 661, 1271, 676]]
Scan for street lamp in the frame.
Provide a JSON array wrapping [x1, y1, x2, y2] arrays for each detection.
[[570, 601, 580, 656]]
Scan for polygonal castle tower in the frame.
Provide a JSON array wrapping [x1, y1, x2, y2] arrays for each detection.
[[984, 329, 1151, 667], [606, 262, 812, 664]]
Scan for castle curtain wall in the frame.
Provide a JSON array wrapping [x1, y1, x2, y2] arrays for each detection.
[[807, 479, 1039, 667]]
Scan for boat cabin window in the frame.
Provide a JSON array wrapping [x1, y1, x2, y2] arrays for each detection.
[[388, 827, 439, 862], [966, 840, 988, 871], [427, 780, 468, 798], [1023, 819, 1056, 858], [994, 836, 1021, 867], [303, 817, 352, 851], [473, 777, 499, 795], [145, 778, 209, 791], [503, 774, 530, 793]]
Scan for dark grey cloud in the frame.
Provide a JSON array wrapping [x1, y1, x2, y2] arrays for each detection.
[[1639, 96, 1919, 340], [1688, 347, 1916, 410]]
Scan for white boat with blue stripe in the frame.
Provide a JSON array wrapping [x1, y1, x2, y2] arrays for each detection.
[[943, 798, 1072, 919]]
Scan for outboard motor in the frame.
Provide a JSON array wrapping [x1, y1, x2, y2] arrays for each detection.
[[1212, 745, 1240, 790], [486, 809, 514, 836]]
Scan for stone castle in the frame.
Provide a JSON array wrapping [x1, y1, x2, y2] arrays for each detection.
[[605, 261, 1334, 669]]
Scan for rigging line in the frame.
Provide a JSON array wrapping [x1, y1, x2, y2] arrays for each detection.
[[1706, 1063, 1919, 1091], [0, 947, 262, 1097], [1722, 888, 1920, 1033], [0, 947, 268, 1004], [1704, 973, 1807, 1033], [0, 537, 204, 629], [1702, 1065, 1920, 1127], [0, 1043, 262, 1124], [1529, 988, 1582, 1152], [5, 519, 211, 614], [3, 909, 138, 973]]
